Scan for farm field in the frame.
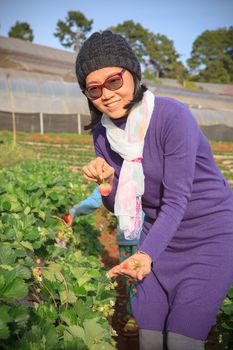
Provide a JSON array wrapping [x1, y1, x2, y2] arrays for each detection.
[[0, 130, 233, 350]]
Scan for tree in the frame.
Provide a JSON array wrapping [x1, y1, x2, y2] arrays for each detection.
[[198, 61, 231, 84], [109, 21, 185, 79], [8, 21, 34, 42], [109, 20, 148, 63], [145, 32, 185, 79], [187, 27, 233, 83], [54, 11, 93, 51]]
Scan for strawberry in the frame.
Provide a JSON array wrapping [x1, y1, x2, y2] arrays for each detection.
[[121, 259, 143, 271], [121, 261, 130, 269], [98, 181, 111, 196], [61, 213, 72, 226]]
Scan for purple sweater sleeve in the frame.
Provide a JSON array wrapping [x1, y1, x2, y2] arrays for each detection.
[[140, 105, 200, 262]]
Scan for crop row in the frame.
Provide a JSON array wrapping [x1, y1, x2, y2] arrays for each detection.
[[0, 160, 117, 349]]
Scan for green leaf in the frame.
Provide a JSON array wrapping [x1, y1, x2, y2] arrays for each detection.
[[93, 342, 116, 350], [84, 318, 107, 348], [0, 319, 10, 339], [0, 245, 17, 264], [0, 305, 11, 323], [60, 309, 77, 326], [49, 192, 58, 201], [73, 250, 83, 262], [2, 201, 11, 211], [0, 188, 6, 195], [66, 325, 85, 343], [42, 263, 62, 282], [222, 321, 233, 330], [73, 284, 87, 296], [0, 274, 5, 291], [59, 290, 77, 305], [15, 248, 27, 257], [10, 305, 29, 326], [1, 277, 28, 301], [15, 264, 31, 279], [42, 269, 57, 282], [227, 286, 233, 298], [38, 210, 46, 221], [71, 267, 92, 286], [25, 227, 40, 241], [24, 206, 31, 214], [20, 241, 34, 251], [74, 300, 93, 322], [0, 265, 13, 271], [36, 304, 58, 322], [87, 269, 101, 279], [43, 321, 58, 349]]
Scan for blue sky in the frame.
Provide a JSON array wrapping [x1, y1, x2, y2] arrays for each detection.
[[0, 0, 232, 65]]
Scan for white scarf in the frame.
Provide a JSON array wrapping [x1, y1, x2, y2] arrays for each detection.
[[101, 90, 155, 239]]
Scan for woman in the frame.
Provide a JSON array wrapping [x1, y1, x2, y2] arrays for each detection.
[[76, 31, 233, 350]]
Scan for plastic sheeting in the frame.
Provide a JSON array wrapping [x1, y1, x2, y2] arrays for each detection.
[[0, 68, 89, 115], [191, 108, 233, 128]]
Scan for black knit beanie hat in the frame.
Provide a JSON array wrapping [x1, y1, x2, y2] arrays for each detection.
[[76, 30, 141, 90]]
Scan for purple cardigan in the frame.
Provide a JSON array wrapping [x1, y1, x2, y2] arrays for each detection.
[[93, 96, 233, 262]]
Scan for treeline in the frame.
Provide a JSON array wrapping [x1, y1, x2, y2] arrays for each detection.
[[7, 11, 233, 84]]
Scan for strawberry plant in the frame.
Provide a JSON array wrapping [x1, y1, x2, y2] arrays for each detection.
[[0, 160, 117, 349]]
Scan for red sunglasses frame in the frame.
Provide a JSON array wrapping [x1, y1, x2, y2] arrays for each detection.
[[82, 69, 126, 100]]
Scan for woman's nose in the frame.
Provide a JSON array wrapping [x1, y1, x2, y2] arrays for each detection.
[[101, 87, 114, 100]]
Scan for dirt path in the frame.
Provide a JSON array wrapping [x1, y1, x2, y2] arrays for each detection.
[[96, 208, 139, 350]]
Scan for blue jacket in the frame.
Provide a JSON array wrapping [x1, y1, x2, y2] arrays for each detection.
[[70, 186, 142, 245]]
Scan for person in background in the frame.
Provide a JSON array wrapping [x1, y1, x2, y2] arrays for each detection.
[[62, 186, 141, 335], [76, 30, 233, 350]]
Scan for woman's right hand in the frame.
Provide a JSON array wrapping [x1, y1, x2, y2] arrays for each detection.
[[82, 157, 115, 187]]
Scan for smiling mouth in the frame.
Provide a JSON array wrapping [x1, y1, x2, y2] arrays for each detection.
[[105, 100, 120, 108]]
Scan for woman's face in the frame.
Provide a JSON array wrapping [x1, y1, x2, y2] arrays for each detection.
[[85, 67, 135, 119]]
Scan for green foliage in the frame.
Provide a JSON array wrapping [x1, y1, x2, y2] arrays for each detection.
[[54, 11, 93, 51], [181, 81, 201, 90], [110, 20, 148, 62], [143, 70, 162, 83], [8, 21, 34, 42], [0, 143, 34, 169], [145, 32, 184, 79], [110, 21, 185, 79], [198, 60, 231, 84], [74, 217, 102, 257], [206, 285, 233, 349], [0, 160, 117, 349], [187, 26, 233, 83]]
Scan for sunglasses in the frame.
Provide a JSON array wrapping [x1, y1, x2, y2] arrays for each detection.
[[83, 69, 126, 100]]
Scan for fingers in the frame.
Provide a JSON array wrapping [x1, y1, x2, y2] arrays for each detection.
[[102, 162, 115, 181], [108, 266, 121, 278], [108, 263, 143, 280], [82, 157, 114, 183], [136, 268, 144, 281], [108, 253, 152, 281], [95, 157, 106, 181], [120, 268, 139, 280], [82, 159, 99, 181]]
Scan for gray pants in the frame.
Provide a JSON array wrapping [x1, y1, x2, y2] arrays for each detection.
[[139, 329, 205, 350]]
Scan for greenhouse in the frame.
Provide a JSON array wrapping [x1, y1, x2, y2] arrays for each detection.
[[0, 35, 233, 140]]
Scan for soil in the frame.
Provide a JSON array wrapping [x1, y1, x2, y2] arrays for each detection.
[[96, 207, 139, 350]]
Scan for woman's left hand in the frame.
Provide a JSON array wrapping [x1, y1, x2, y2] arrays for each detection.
[[107, 252, 152, 281]]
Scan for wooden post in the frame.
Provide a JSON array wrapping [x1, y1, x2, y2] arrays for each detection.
[[40, 112, 44, 134], [77, 113, 81, 135], [12, 112, 16, 145], [6, 73, 16, 146]]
